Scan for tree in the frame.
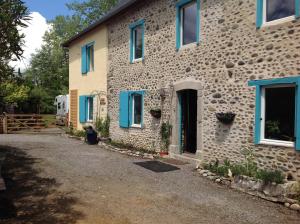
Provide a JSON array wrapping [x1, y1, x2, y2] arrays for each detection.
[[0, 0, 29, 80], [66, 0, 119, 27], [23, 15, 82, 113]]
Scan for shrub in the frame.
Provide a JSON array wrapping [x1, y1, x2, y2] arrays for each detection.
[[73, 130, 86, 138], [292, 181, 300, 202], [256, 169, 284, 184], [96, 116, 110, 138], [161, 122, 172, 151]]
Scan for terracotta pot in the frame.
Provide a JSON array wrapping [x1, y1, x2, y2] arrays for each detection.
[[159, 151, 168, 156]]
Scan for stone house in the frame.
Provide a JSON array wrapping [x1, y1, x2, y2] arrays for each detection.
[[63, 24, 108, 130], [64, 0, 300, 179]]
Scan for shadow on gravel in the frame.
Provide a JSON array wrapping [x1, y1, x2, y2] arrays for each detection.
[[0, 146, 84, 224]]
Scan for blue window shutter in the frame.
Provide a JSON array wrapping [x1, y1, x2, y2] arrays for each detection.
[[119, 91, 130, 128], [296, 0, 300, 18], [81, 46, 87, 74], [79, 96, 87, 123], [254, 86, 261, 144], [256, 0, 263, 29], [295, 85, 300, 150]]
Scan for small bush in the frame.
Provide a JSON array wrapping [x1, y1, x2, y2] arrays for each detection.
[[73, 130, 86, 138], [96, 116, 110, 138], [256, 169, 284, 184], [161, 122, 172, 151], [292, 181, 300, 202]]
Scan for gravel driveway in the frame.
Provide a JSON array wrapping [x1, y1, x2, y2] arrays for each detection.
[[0, 134, 299, 224]]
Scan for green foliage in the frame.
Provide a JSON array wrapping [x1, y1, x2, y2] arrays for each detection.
[[265, 120, 280, 137], [292, 181, 300, 202], [95, 116, 110, 137], [0, 81, 29, 104], [256, 169, 284, 184], [204, 150, 285, 185], [0, 0, 30, 80], [73, 130, 87, 138], [66, 0, 119, 27], [161, 122, 172, 151]]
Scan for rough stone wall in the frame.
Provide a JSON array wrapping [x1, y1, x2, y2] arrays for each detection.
[[107, 0, 300, 179]]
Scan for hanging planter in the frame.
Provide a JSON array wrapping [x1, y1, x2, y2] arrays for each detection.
[[150, 109, 161, 119], [216, 112, 236, 125]]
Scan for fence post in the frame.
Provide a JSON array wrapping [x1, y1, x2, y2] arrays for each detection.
[[3, 113, 7, 134]]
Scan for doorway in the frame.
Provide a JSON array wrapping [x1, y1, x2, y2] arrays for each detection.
[[178, 89, 197, 154]]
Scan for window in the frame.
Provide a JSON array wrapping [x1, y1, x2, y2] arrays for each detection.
[[79, 95, 94, 123], [81, 42, 94, 74], [132, 94, 142, 126], [248, 76, 300, 151], [256, 0, 300, 28], [176, 0, 200, 50], [87, 96, 94, 122], [265, 0, 295, 22], [119, 90, 145, 128], [129, 20, 144, 63], [261, 85, 295, 145]]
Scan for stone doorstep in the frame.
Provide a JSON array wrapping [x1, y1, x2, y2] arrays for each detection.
[[169, 152, 201, 167]]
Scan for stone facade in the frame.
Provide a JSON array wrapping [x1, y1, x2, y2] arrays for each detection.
[[106, 0, 300, 179]]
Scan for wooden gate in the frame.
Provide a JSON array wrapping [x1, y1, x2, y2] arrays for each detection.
[[3, 114, 46, 133]]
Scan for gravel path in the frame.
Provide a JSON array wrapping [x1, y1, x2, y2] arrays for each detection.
[[0, 134, 299, 224]]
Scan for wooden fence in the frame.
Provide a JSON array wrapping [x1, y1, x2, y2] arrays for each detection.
[[0, 113, 46, 134]]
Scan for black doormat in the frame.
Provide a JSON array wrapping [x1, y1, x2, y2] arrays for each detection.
[[134, 160, 180, 173]]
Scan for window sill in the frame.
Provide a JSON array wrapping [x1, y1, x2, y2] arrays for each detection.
[[259, 139, 294, 148], [130, 58, 143, 64], [261, 15, 295, 28], [177, 42, 198, 51], [130, 124, 142, 129]]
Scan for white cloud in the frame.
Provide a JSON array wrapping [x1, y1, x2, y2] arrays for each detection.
[[10, 12, 50, 72]]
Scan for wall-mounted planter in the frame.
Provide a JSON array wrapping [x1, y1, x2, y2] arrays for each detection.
[[216, 112, 236, 125], [150, 109, 161, 119]]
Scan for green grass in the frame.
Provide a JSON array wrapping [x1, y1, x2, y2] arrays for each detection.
[[41, 114, 56, 127]]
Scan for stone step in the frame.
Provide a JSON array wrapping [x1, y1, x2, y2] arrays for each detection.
[[169, 152, 201, 167]]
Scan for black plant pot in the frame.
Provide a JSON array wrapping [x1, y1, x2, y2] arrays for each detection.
[[150, 109, 161, 119], [216, 112, 236, 125]]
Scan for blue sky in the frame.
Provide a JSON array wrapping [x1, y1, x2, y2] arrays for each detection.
[[24, 0, 82, 21]]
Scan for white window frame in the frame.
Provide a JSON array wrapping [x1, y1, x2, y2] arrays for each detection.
[[260, 84, 295, 147], [262, 0, 295, 27], [180, 1, 198, 47], [132, 26, 143, 62], [87, 97, 93, 122], [131, 94, 142, 128]]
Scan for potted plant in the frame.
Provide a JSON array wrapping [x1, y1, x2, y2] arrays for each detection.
[[150, 109, 161, 119], [160, 122, 172, 156], [216, 112, 236, 125]]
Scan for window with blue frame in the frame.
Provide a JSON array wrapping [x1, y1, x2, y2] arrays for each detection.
[[248, 76, 300, 151], [176, 0, 200, 50], [119, 90, 145, 128], [256, 0, 300, 28], [81, 42, 94, 74], [129, 20, 144, 63], [79, 95, 94, 123]]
